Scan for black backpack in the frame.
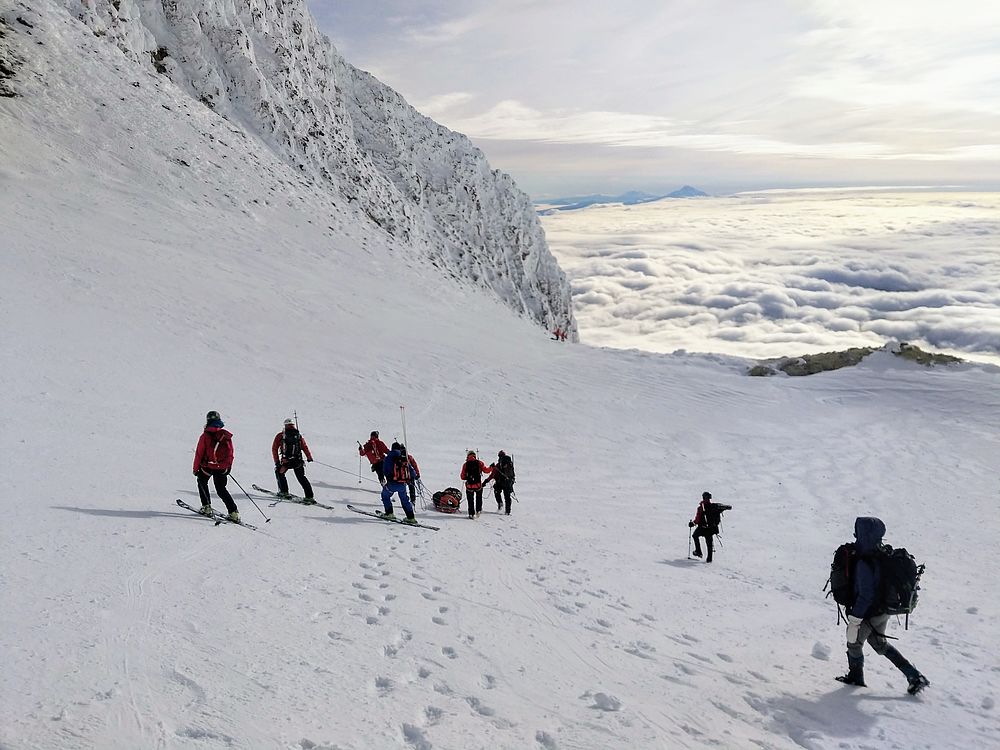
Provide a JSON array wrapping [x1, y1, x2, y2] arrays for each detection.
[[879, 545, 924, 619], [826, 543, 925, 626], [826, 542, 857, 608], [496, 454, 515, 481], [282, 429, 302, 461], [464, 459, 482, 485], [704, 502, 731, 528]]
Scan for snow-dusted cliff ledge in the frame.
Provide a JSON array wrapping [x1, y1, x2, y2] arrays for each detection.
[[64, 0, 575, 334]]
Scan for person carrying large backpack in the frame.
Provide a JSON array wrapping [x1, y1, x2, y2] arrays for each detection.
[[461, 451, 493, 519], [193, 410, 239, 522], [688, 491, 731, 563], [272, 418, 314, 503], [490, 450, 516, 515], [834, 517, 929, 695], [379, 443, 417, 524], [359, 431, 389, 485]]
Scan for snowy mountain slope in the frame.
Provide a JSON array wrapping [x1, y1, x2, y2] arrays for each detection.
[[3, 5, 1000, 750], [58, 0, 574, 335]]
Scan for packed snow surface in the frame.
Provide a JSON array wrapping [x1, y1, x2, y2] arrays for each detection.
[[2, 3, 1000, 750]]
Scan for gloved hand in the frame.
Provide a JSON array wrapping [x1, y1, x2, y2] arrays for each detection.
[[275, 463, 282, 472], [846, 615, 863, 643], [688, 521, 695, 528], [193, 469, 200, 476]]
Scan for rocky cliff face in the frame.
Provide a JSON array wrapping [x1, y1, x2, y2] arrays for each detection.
[[67, 0, 575, 334]]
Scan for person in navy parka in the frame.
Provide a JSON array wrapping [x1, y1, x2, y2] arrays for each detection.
[[838, 517, 929, 694], [380, 443, 417, 524]]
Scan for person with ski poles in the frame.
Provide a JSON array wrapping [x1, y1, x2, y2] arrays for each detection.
[[380, 443, 418, 524], [359, 430, 389, 485], [272, 417, 315, 503], [193, 410, 240, 522], [461, 451, 493, 519], [490, 450, 516, 514], [688, 491, 731, 563]]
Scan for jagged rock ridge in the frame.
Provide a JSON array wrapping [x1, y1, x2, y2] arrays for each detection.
[[66, 0, 575, 335]]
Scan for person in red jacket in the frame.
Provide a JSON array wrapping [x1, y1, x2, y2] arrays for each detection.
[[272, 418, 314, 503], [461, 451, 493, 519], [193, 410, 239, 521], [359, 430, 389, 485]]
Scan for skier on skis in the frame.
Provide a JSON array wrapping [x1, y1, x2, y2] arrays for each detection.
[[379, 443, 417, 524], [461, 451, 493, 519], [688, 491, 731, 563], [272, 418, 315, 504], [193, 410, 240, 522], [836, 517, 930, 694], [359, 430, 390, 485], [490, 450, 516, 514]]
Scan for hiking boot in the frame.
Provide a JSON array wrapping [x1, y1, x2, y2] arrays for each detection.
[[692, 549, 703, 558], [907, 674, 929, 695], [835, 673, 866, 687], [227, 511, 241, 523], [198, 505, 214, 516], [468, 515, 476, 520], [475, 512, 481, 518], [301, 497, 317, 505], [505, 511, 511, 515]]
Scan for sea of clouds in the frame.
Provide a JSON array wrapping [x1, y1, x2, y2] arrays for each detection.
[[540, 190, 1000, 363]]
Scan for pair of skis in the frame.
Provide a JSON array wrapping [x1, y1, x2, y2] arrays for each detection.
[[175, 499, 257, 530], [346, 504, 439, 531], [251, 484, 336, 510]]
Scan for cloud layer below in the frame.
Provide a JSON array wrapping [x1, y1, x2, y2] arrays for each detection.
[[541, 190, 1000, 362]]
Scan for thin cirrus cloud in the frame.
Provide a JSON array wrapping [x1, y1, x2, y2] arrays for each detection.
[[540, 190, 1000, 362], [307, 0, 1000, 192]]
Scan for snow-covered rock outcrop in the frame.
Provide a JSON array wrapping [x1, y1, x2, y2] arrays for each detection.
[[63, 0, 575, 334]]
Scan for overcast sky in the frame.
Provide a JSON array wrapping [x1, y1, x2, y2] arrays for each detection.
[[306, 1, 1000, 197]]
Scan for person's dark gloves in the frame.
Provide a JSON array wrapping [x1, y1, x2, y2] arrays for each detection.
[[688, 521, 695, 528]]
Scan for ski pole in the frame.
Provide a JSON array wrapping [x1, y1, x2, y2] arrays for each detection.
[[400, 405, 408, 448], [230, 475, 271, 523], [357, 442, 363, 484], [687, 527, 692, 559], [315, 459, 381, 485]]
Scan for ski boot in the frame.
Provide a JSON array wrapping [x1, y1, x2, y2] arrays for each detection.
[[198, 504, 214, 516], [301, 497, 317, 505], [381, 512, 396, 521], [227, 511, 241, 523], [402, 516, 418, 525], [836, 656, 866, 687]]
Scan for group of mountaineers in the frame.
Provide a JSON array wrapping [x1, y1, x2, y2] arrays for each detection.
[[194, 410, 929, 697], [193, 412, 517, 527]]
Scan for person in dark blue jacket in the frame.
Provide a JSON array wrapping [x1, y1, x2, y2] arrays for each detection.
[[838, 517, 929, 694], [379, 443, 417, 524]]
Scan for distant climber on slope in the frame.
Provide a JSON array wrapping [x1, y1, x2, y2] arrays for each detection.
[[272, 417, 314, 503], [461, 451, 493, 519], [359, 430, 389, 485], [380, 443, 417, 524], [688, 491, 731, 563]]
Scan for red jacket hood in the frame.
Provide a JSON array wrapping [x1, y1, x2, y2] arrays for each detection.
[[204, 426, 233, 441]]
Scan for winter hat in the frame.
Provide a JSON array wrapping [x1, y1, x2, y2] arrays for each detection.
[[205, 410, 224, 428], [206, 410, 221, 422], [284, 418, 295, 426], [498, 450, 506, 457], [391, 442, 402, 451], [371, 430, 379, 438], [467, 451, 477, 458], [702, 491, 712, 500]]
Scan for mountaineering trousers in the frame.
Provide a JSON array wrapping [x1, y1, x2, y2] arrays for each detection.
[[371, 461, 386, 484], [381, 482, 414, 518], [846, 614, 920, 680], [494, 484, 513, 513], [466, 488, 483, 517], [276, 461, 313, 498], [692, 527, 714, 562], [197, 470, 238, 514]]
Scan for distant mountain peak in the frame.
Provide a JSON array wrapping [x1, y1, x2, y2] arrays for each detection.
[[537, 186, 708, 213]]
